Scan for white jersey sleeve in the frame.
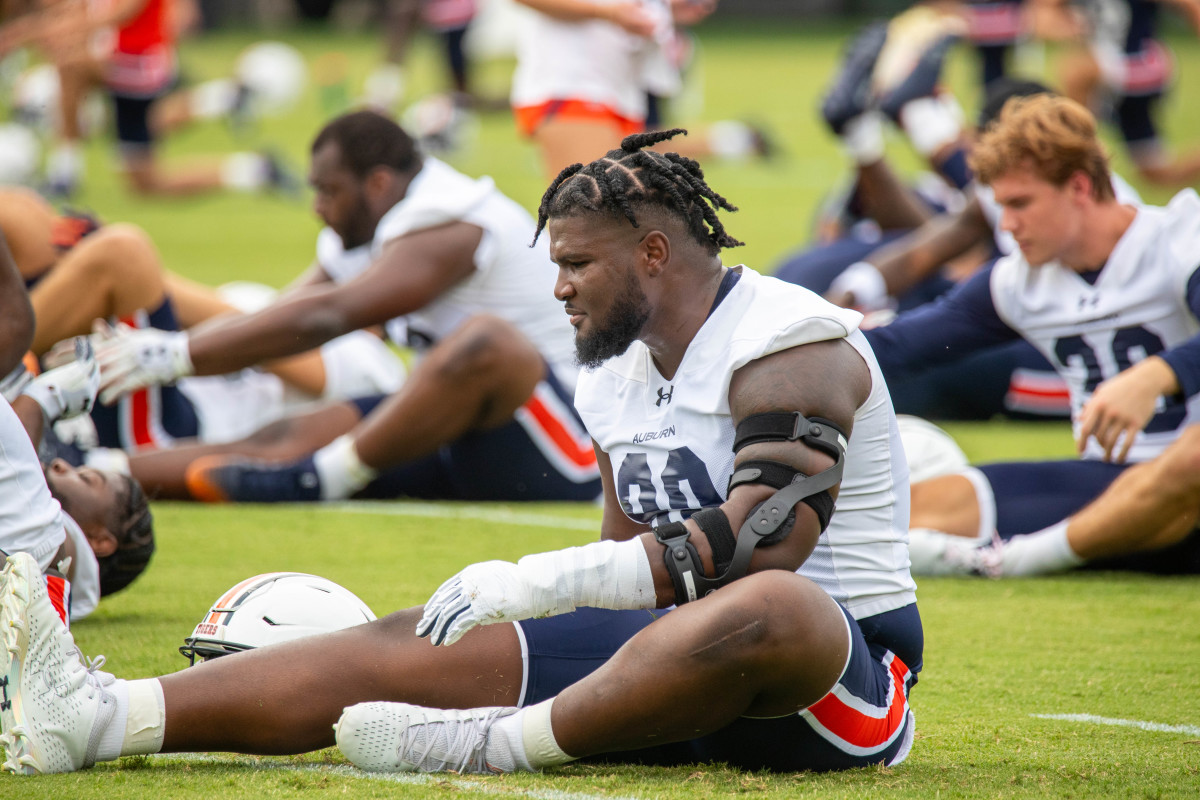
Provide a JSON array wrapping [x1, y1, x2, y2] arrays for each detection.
[[315, 228, 374, 286], [371, 157, 579, 388], [0, 397, 67, 570], [576, 267, 916, 619], [62, 514, 100, 621]]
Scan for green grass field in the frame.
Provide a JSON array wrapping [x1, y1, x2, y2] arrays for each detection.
[[5, 18, 1200, 799]]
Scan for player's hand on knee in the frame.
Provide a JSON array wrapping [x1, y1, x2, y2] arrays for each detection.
[[22, 337, 99, 422], [1077, 358, 1177, 462], [94, 321, 194, 405], [416, 560, 545, 646]]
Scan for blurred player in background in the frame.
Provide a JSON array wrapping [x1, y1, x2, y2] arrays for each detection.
[[1058, 0, 1200, 187], [0, 0, 297, 197], [509, 0, 768, 178], [2, 345, 155, 621], [779, 23, 1079, 421], [0, 187, 404, 456], [0, 244, 153, 622], [863, 95, 1200, 576], [94, 110, 601, 504], [363, 0, 499, 111]]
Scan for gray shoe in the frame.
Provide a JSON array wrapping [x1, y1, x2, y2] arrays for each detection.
[[335, 701, 518, 774]]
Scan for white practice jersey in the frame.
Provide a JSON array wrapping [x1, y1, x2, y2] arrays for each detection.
[[975, 173, 1142, 256], [576, 267, 917, 620], [990, 189, 1200, 461], [0, 397, 100, 620], [509, 0, 679, 121], [315, 231, 373, 285], [63, 513, 99, 621], [370, 157, 579, 386], [0, 396, 66, 568]]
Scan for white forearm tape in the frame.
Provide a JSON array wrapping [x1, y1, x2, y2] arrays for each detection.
[[515, 538, 657, 615]]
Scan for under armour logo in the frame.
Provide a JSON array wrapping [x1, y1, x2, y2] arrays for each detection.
[[656, 385, 674, 407], [1078, 295, 1099, 310], [1, 675, 9, 712]]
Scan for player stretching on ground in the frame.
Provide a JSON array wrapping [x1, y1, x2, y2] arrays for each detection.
[[96, 110, 601, 504], [862, 95, 1200, 576], [0, 129, 919, 777]]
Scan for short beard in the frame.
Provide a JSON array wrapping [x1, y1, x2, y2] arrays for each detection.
[[574, 273, 651, 369], [338, 195, 376, 250]]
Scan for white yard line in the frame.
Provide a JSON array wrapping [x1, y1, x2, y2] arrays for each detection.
[[318, 500, 601, 532], [1032, 713, 1200, 738], [151, 754, 642, 800]]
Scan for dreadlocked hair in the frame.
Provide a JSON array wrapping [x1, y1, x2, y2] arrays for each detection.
[[98, 474, 155, 597], [533, 128, 744, 254]]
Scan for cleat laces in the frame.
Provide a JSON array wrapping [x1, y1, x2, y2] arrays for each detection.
[[399, 707, 508, 773]]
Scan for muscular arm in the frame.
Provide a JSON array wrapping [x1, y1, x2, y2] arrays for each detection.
[[853, 160, 938, 233], [606, 339, 870, 606], [183, 222, 480, 376], [0, 230, 34, 377], [866, 197, 993, 298], [865, 262, 1021, 382], [417, 337, 874, 645]]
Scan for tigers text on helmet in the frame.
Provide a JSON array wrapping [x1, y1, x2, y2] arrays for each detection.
[[179, 572, 376, 665]]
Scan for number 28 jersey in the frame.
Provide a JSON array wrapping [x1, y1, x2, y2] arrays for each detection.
[[575, 266, 917, 620], [989, 189, 1200, 462]]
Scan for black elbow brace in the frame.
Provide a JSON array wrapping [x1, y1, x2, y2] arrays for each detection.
[[653, 412, 847, 605]]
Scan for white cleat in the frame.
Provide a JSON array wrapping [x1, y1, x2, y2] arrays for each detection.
[[335, 701, 518, 774], [0, 552, 116, 774], [908, 528, 1003, 577]]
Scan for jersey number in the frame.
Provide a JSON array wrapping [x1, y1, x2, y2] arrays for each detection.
[[1054, 324, 1186, 434], [616, 446, 721, 523]]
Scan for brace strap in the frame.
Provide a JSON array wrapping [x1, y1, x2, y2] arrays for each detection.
[[732, 412, 846, 455], [729, 459, 835, 533], [653, 413, 848, 605]]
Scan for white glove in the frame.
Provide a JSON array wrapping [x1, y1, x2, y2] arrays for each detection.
[[95, 322, 193, 405], [21, 337, 100, 423], [826, 261, 894, 313], [417, 539, 657, 646], [0, 362, 32, 403]]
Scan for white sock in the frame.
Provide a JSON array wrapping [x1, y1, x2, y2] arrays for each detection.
[[47, 142, 82, 185], [94, 678, 129, 762], [220, 152, 268, 191], [313, 434, 378, 500], [706, 120, 755, 160], [999, 521, 1084, 577], [363, 63, 406, 110], [841, 112, 885, 166], [96, 678, 165, 761], [899, 94, 964, 158], [188, 78, 239, 119], [486, 698, 574, 772]]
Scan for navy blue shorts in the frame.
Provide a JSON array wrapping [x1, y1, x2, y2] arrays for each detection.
[[516, 603, 922, 772], [772, 231, 954, 313], [977, 459, 1129, 538], [980, 458, 1200, 574], [86, 298, 199, 450], [350, 368, 601, 502], [111, 91, 164, 149], [1116, 92, 1160, 148]]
